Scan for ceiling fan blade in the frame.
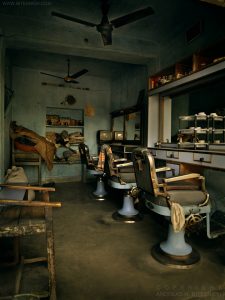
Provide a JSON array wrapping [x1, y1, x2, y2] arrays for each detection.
[[51, 11, 96, 27], [111, 6, 154, 28], [40, 72, 64, 80], [70, 69, 88, 79]]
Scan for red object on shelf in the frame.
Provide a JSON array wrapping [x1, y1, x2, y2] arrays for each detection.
[[14, 140, 38, 153]]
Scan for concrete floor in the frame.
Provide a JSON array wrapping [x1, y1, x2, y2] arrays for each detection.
[[53, 181, 225, 300], [1, 181, 225, 299]]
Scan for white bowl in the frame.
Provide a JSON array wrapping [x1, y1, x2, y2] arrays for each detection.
[[210, 113, 217, 117], [198, 112, 206, 116]]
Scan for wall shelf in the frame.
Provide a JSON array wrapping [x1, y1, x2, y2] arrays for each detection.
[[149, 59, 225, 97], [149, 38, 225, 97], [46, 107, 84, 165], [46, 125, 84, 129]]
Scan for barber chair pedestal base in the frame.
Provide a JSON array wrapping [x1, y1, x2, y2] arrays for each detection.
[[112, 194, 142, 223], [151, 224, 200, 269], [93, 176, 107, 201]]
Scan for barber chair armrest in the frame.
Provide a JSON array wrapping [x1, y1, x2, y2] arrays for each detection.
[[116, 162, 133, 168], [91, 155, 99, 161], [164, 173, 206, 192], [156, 167, 175, 176], [163, 173, 202, 183], [114, 158, 127, 163], [156, 167, 171, 172]]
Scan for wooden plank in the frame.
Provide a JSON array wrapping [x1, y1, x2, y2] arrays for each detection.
[[0, 224, 46, 237], [0, 199, 61, 207], [24, 257, 47, 264], [43, 191, 57, 300], [15, 256, 24, 294], [0, 184, 55, 192]]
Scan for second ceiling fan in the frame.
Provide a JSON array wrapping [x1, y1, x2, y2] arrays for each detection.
[[51, 0, 154, 46], [40, 59, 88, 84]]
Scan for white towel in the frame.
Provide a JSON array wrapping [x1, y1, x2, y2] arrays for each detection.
[[170, 201, 185, 232]]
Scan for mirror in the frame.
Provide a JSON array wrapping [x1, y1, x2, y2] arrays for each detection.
[[171, 78, 225, 143], [113, 115, 124, 132], [112, 115, 124, 141], [125, 111, 141, 141], [111, 107, 142, 144], [110, 90, 145, 144]]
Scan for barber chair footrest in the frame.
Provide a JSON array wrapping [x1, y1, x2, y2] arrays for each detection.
[[112, 211, 143, 223], [151, 243, 200, 269]]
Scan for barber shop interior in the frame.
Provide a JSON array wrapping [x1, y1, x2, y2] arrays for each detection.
[[0, 0, 225, 299]]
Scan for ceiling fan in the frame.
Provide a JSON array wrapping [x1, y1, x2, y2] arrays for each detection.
[[40, 59, 88, 84], [51, 1, 154, 46]]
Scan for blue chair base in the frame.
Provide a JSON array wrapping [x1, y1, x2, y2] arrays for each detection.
[[93, 176, 107, 200], [151, 224, 200, 269], [112, 193, 142, 223]]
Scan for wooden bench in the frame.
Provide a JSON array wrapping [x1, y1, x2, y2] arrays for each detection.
[[0, 184, 61, 300], [12, 146, 42, 186]]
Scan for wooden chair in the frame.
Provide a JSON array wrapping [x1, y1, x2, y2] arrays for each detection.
[[0, 184, 61, 300]]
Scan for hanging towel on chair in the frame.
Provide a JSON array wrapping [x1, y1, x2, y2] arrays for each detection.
[[169, 201, 185, 232], [97, 144, 112, 170]]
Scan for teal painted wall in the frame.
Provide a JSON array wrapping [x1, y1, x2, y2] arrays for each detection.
[[9, 52, 147, 183], [111, 65, 147, 111], [11, 66, 111, 183]]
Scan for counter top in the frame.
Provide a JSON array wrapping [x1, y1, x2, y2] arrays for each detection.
[[149, 145, 225, 156], [148, 146, 225, 170]]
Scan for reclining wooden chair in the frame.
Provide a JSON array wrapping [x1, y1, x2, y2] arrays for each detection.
[[0, 183, 61, 299], [79, 143, 107, 200], [132, 147, 211, 268]]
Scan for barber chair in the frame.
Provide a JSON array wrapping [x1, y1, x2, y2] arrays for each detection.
[[132, 147, 211, 268], [78, 143, 107, 200], [103, 145, 142, 222]]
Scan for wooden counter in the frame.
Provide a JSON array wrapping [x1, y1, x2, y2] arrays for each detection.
[[149, 146, 225, 170]]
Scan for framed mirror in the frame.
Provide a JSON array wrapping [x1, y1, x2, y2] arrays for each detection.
[[113, 115, 124, 132], [111, 107, 142, 145], [111, 114, 124, 141], [125, 111, 141, 142]]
